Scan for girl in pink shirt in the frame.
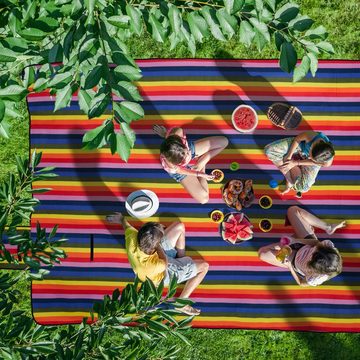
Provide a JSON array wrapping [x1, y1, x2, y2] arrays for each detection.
[[258, 206, 345, 286], [154, 125, 228, 204]]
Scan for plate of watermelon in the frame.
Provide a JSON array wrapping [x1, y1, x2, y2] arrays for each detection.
[[231, 105, 258, 133], [221, 212, 253, 245]]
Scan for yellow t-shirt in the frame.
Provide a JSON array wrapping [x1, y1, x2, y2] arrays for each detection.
[[125, 227, 166, 285]]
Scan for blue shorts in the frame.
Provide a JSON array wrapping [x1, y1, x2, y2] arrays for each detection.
[[168, 141, 196, 182]]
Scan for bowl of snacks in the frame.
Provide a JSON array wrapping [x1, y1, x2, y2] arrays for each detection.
[[259, 195, 272, 209], [221, 212, 253, 244], [259, 219, 272, 232], [222, 179, 254, 211], [210, 210, 224, 223], [211, 169, 224, 183]]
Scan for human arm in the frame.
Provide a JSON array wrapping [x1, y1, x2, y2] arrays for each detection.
[[106, 212, 135, 231], [285, 259, 309, 287], [175, 166, 215, 180], [156, 245, 168, 267], [283, 132, 316, 161]]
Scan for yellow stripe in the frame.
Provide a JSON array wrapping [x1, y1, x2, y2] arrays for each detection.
[[34, 311, 93, 317], [31, 114, 360, 121], [136, 80, 360, 88]]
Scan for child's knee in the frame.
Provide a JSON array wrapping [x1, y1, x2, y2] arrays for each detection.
[[221, 136, 229, 148], [197, 191, 209, 204], [287, 206, 300, 216], [175, 221, 186, 233]]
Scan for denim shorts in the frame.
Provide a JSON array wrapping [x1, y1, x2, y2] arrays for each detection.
[[160, 236, 197, 285], [168, 141, 196, 182]]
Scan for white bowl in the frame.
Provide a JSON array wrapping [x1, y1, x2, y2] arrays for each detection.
[[231, 105, 258, 133]]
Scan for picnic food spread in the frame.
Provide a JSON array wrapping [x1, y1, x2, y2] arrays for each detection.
[[210, 210, 224, 223], [259, 219, 272, 232], [211, 169, 224, 183], [222, 179, 254, 210], [232, 105, 258, 133], [221, 213, 253, 244], [259, 195, 272, 209]]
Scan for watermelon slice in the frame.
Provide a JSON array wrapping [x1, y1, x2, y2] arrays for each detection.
[[231, 105, 258, 133]]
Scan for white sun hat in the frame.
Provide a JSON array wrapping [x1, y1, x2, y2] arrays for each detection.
[[125, 189, 159, 219]]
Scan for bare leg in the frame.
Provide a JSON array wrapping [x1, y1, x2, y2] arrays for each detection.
[[258, 242, 289, 269], [287, 206, 346, 237], [180, 174, 209, 204], [179, 260, 209, 298], [194, 136, 229, 163], [163, 222, 186, 258]]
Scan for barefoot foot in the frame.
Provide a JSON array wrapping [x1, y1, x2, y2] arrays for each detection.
[[326, 221, 346, 235], [177, 305, 201, 316]]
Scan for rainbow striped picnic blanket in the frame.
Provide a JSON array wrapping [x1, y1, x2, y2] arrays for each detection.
[[29, 60, 360, 331]]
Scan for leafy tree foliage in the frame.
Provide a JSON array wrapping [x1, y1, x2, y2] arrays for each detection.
[[0, 151, 192, 358], [0, 0, 334, 160]]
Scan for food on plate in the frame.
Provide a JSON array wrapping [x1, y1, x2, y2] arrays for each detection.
[[232, 105, 258, 133], [221, 213, 253, 244], [259, 219, 272, 232], [210, 210, 224, 223], [211, 169, 224, 183]]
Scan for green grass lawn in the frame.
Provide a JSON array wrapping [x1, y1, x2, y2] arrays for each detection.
[[1, 0, 360, 359]]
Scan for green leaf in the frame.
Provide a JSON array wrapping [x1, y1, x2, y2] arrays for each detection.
[[0, 47, 17, 62], [201, 6, 226, 41], [0, 99, 5, 121], [304, 25, 328, 40], [2, 37, 28, 53], [121, 123, 135, 147], [84, 65, 103, 89], [107, 15, 130, 28], [216, 8, 237, 39], [33, 17, 60, 32], [168, 4, 182, 33], [126, 4, 143, 36], [279, 42, 297, 73], [23, 1, 37, 23], [224, 0, 244, 14], [113, 81, 142, 102], [114, 101, 144, 123], [48, 72, 72, 88], [149, 13, 167, 43], [239, 20, 255, 47], [265, 0, 276, 12], [82, 123, 106, 145], [23, 66, 36, 88], [289, 15, 314, 32], [275, 2, 300, 22], [0, 85, 28, 101], [78, 89, 94, 114], [116, 133, 131, 161], [187, 12, 209, 43], [317, 41, 335, 54], [293, 55, 310, 82], [19, 28, 47, 41], [307, 52, 318, 77], [113, 65, 142, 81], [274, 31, 286, 51], [8, 9, 22, 36], [249, 18, 270, 51], [49, 44, 63, 63], [88, 92, 110, 119], [54, 84, 73, 112], [0, 118, 10, 139]]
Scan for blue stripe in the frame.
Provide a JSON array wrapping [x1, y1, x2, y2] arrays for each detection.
[[140, 67, 360, 79]]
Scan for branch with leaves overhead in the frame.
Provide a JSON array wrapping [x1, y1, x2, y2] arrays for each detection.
[[0, 0, 334, 161]]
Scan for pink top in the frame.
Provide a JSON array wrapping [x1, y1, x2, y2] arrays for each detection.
[[294, 240, 335, 286], [160, 128, 191, 174]]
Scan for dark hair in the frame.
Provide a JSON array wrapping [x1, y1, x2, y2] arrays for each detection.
[[311, 140, 335, 163], [160, 135, 187, 165], [137, 222, 164, 255], [308, 243, 342, 275]]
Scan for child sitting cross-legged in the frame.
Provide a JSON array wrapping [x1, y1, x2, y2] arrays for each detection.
[[106, 213, 209, 315]]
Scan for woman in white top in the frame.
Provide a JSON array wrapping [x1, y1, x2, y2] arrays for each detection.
[[258, 206, 345, 286]]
